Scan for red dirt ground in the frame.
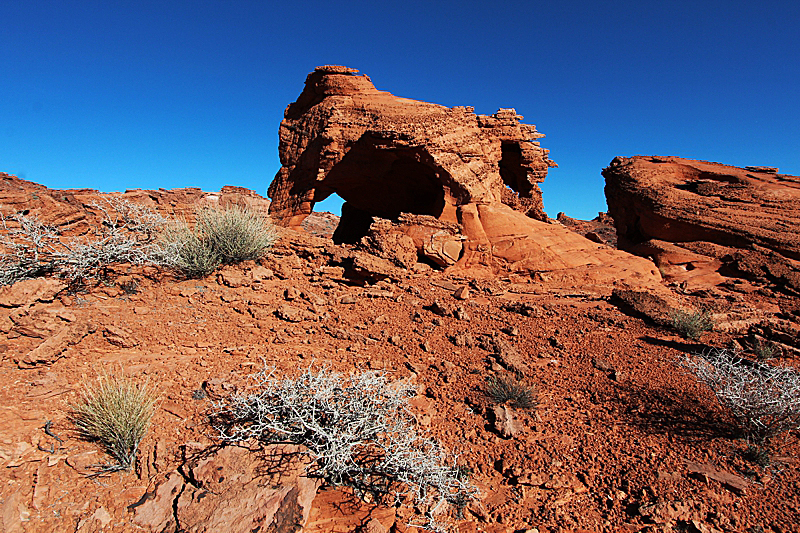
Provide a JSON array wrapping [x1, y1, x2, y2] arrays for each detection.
[[1, 227, 798, 533]]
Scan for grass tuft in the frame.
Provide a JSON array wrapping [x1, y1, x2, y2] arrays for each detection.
[[158, 221, 222, 279], [197, 205, 277, 264], [157, 205, 277, 278], [671, 308, 714, 340], [68, 372, 158, 471], [485, 374, 537, 409]]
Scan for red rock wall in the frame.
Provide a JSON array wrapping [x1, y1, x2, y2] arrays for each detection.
[[0, 173, 271, 235]]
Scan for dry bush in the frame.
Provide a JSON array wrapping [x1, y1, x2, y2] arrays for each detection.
[[681, 348, 800, 443], [0, 214, 62, 285], [0, 197, 167, 286], [156, 220, 221, 278], [211, 366, 477, 532], [197, 205, 277, 264], [68, 372, 158, 471], [157, 205, 277, 278], [671, 308, 714, 340]]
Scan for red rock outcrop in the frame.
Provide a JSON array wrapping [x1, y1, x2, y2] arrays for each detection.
[[603, 156, 800, 293], [269, 66, 661, 289], [0, 172, 271, 236], [268, 65, 556, 233]]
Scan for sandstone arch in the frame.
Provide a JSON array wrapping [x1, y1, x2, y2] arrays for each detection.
[[268, 66, 661, 290]]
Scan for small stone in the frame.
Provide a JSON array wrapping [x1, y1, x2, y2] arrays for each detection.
[[340, 295, 357, 304], [453, 286, 470, 300], [275, 305, 306, 323], [503, 325, 520, 336], [451, 333, 474, 348], [250, 266, 274, 282], [491, 405, 520, 439], [284, 287, 300, 301], [103, 326, 138, 348]]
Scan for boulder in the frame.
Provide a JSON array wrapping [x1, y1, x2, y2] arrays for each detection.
[[0, 278, 66, 308], [604, 156, 800, 293], [131, 445, 320, 533]]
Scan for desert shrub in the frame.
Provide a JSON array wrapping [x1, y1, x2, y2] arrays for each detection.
[[68, 372, 158, 471], [156, 205, 277, 278], [671, 308, 714, 340], [0, 197, 167, 286], [741, 443, 771, 467], [211, 366, 477, 532], [485, 374, 537, 409], [751, 338, 777, 361], [156, 220, 221, 278], [0, 214, 61, 285], [197, 205, 277, 264], [681, 348, 800, 443]]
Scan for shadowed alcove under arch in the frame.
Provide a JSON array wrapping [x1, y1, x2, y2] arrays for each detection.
[[311, 134, 449, 243]]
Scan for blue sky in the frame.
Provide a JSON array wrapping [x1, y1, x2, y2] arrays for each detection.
[[2, 0, 798, 220]]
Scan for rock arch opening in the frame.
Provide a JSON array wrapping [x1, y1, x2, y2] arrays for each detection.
[[312, 134, 450, 244]]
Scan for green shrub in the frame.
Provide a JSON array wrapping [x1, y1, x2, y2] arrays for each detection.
[[485, 373, 537, 409], [671, 309, 714, 340], [68, 372, 158, 471], [197, 205, 277, 264]]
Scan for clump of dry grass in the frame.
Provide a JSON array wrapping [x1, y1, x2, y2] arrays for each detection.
[[670, 308, 714, 340], [68, 372, 158, 471], [157, 205, 277, 278], [197, 205, 277, 264], [485, 373, 537, 409], [158, 220, 222, 278]]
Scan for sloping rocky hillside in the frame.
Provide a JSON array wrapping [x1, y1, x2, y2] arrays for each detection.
[[0, 175, 798, 533]]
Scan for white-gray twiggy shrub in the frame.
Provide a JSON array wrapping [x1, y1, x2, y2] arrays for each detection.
[[212, 366, 478, 532], [0, 197, 168, 286], [681, 348, 800, 443], [55, 198, 169, 282], [0, 213, 62, 285]]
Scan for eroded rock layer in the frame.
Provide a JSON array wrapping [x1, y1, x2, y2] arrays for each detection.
[[269, 66, 661, 289], [603, 156, 800, 293], [0, 172, 271, 235], [268, 66, 556, 231]]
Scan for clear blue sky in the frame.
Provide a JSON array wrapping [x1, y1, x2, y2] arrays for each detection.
[[2, 0, 798, 220]]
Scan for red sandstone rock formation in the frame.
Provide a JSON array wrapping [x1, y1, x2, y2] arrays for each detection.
[[268, 65, 556, 233], [0, 172, 271, 235], [603, 156, 800, 293], [269, 66, 660, 289]]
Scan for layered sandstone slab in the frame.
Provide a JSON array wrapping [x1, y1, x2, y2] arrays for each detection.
[[269, 66, 661, 289], [603, 156, 800, 292], [0, 172, 271, 235]]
